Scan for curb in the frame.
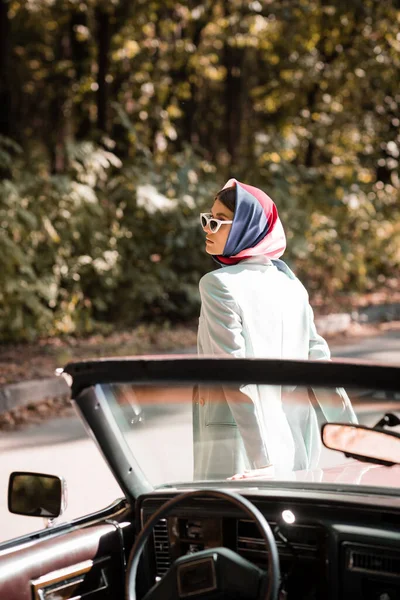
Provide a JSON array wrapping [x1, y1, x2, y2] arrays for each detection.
[[355, 302, 400, 324], [315, 303, 400, 337], [0, 377, 69, 415], [315, 314, 352, 337]]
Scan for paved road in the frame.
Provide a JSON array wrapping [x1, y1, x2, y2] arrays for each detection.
[[1, 329, 399, 544]]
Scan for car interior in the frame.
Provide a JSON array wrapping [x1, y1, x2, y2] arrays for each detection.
[[0, 357, 399, 600]]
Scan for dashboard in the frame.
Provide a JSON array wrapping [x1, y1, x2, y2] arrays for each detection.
[[138, 489, 400, 600]]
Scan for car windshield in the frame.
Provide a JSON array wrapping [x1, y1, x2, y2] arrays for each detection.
[[93, 376, 400, 493]]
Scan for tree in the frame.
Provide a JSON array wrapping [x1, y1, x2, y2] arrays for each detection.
[[0, 0, 398, 340]]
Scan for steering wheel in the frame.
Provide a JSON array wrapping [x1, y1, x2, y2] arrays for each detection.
[[126, 489, 280, 600]]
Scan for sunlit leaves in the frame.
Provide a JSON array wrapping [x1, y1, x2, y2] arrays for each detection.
[[1, 0, 399, 339]]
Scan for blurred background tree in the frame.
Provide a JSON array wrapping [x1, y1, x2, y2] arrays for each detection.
[[0, 0, 399, 340]]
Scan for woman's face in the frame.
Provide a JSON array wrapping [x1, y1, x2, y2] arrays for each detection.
[[203, 198, 234, 255]]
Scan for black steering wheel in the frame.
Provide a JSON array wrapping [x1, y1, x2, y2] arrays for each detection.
[[126, 489, 280, 600]]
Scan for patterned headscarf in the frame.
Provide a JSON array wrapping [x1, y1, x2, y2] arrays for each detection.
[[214, 178, 294, 277]]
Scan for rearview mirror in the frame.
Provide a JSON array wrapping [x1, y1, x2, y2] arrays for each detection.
[[8, 472, 67, 519], [322, 423, 400, 466]]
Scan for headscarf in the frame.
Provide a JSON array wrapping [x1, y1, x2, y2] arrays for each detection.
[[214, 178, 295, 278]]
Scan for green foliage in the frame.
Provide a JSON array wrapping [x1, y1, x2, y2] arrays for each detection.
[[1, 0, 399, 340], [0, 137, 215, 340], [0, 138, 124, 339]]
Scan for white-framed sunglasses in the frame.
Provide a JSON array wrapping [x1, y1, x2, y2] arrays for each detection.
[[200, 212, 233, 233]]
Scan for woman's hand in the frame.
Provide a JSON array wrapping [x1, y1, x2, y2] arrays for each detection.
[[227, 465, 275, 480]]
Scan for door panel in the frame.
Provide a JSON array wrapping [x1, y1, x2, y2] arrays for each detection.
[[0, 519, 127, 600]]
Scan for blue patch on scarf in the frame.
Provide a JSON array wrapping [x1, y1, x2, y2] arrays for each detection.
[[271, 259, 296, 279], [223, 185, 269, 257]]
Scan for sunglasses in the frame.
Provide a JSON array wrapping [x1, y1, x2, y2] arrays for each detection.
[[200, 213, 233, 233]]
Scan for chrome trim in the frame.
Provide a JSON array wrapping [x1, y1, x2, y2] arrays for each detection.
[[31, 559, 93, 599]]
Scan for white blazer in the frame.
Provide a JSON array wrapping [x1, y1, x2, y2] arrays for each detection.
[[194, 256, 357, 479]]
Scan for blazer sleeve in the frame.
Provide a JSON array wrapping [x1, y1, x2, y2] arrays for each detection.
[[308, 305, 331, 360], [199, 272, 245, 357], [199, 273, 271, 468]]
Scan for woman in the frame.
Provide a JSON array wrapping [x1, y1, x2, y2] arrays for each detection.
[[193, 178, 357, 481]]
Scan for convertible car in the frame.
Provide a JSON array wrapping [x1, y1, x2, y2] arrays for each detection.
[[0, 356, 399, 600]]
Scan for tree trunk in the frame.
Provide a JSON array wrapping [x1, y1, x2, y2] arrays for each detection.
[[96, 8, 111, 133], [222, 1, 242, 167], [70, 8, 91, 140], [181, 17, 208, 147], [0, 0, 12, 141], [49, 25, 72, 174]]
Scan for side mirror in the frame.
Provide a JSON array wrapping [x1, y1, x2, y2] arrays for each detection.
[[322, 423, 400, 467], [8, 472, 67, 519]]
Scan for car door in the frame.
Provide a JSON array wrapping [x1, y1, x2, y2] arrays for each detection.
[[0, 496, 133, 600]]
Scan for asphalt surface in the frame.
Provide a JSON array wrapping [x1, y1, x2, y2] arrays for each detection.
[[0, 328, 399, 544]]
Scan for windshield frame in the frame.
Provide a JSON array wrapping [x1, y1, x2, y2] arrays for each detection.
[[66, 357, 400, 501], [64, 356, 399, 397]]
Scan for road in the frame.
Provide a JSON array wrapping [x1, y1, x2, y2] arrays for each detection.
[[0, 329, 399, 544]]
